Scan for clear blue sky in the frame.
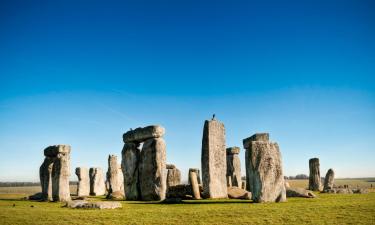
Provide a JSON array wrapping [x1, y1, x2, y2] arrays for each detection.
[[0, 0, 374, 182]]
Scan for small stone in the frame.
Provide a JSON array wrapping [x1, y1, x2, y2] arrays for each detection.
[[227, 187, 252, 200]]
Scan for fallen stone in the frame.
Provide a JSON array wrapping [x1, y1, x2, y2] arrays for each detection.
[[121, 142, 140, 200], [107, 191, 125, 200], [352, 188, 369, 194], [123, 125, 165, 143], [66, 201, 122, 209], [286, 187, 316, 198], [227, 187, 252, 200], [201, 119, 227, 199]]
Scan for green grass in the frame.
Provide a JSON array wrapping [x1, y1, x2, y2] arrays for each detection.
[[0, 180, 374, 224]]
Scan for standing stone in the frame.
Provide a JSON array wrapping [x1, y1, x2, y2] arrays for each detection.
[[106, 155, 124, 195], [49, 145, 71, 202], [188, 168, 201, 185], [189, 170, 201, 199], [166, 164, 181, 188], [39, 157, 54, 201], [139, 138, 166, 201], [226, 147, 241, 187], [201, 119, 227, 199], [75, 167, 90, 197], [243, 133, 286, 203], [309, 158, 321, 191], [121, 142, 141, 200], [323, 168, 335, 191], [89, 167, 106, 196]]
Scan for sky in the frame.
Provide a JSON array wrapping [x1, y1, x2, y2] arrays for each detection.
[[0, 0, 374, 182]]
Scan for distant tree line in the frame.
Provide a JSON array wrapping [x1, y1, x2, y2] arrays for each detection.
[[0, 181, 78, 187], [285, 174, 309, 180]]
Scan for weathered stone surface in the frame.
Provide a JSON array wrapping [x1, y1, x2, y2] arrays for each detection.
[[189, 170, 201, 199], [89, 167, 106, 196], [243, 137, 286, 203], [44, 145, 71, 157], [39, 157, 54, 201], [227, 187, 252, 200], [243, 133, 269, 149], [121, 142, 140, 200], [352, 188, 369, 194], [226, 147, 241, 187], [286, 187, 316, 198], [166, 164, 176, 169], [66, 201, 122, 209], [323, 168, 335, 191], [106, 155, 124, 196], [241, 180, 246, 190], [107, 191, 125, 200], [284, 181, 290, 188], [139, 137, 166, 201], [123, 125, 165, 143], [166, 184, 194, 199], [167, 166, 181, 188], [188, 168, 201, 185], [201, 119, 227, 199], [75, 167, 90, 197], [51, 145, 71, 202], [309, 158, 321, 191]]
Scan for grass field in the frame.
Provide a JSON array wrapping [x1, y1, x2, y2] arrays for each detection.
[[0, 179, 374, 225]]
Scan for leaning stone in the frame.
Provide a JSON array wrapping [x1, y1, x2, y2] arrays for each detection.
[[139, 137, 166, 201], [189, 170, 201, 199], [75, 167, 90, 197], [188, 168, 201, 185], [243, 138, 286, 203], [106, 155, 124, 196], [89, 167, 106, 196], [242, 133, 269, 149], [51, 145, 71, 202], [323, 168, 335, 191], [227, 187, 252, 200], [309, 158, 322, 191], [201, 119, 227, 199], [123, 125, 165, 143], [286, 187, 316, 198], [121, 142, 140, 200], [226, 147, 241, 187]]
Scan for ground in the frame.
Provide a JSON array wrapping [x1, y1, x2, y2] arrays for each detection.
[[0, 179, 374, 225]]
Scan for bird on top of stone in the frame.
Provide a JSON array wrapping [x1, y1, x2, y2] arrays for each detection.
[[212, 114, 216, 120]]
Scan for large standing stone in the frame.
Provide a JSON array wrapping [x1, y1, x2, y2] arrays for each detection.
[[75, 167, 90, 197], [189, 170, 201, 199], [123, 125, 165, 143], [309, 158, 321, 191], [39, 157, 54, 201], [89, 167, 106, 196], [201, 119, 227, 199], [188, 168, 201, 185], [49, 145, 71, 202], [166, 164, 181, 188], [106, 155, 124, 195], [121, 142, 141, 200], [323, 168, 335, 191], [139, 138, 166, 201], [243, 134, 286, 203], [226, 147, 241, 187]]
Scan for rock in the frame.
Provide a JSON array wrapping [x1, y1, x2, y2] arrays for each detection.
[[188, 168, 201, 185], [226, 147, 241, 187], [107, 191, 125, 200], [66, 201, 122, 209], [241, 180, 246, 190], [75, 167, 90, 197], [201, 119, 227, 199], [89, 167, 106, 196], [106, 155, 124, 196], [286, 187, 316, 198], [309, 158, 322, 191], [227, 187, 252, 200], [166, 184, 194, 199], [352, 188, 369, 194], [242, 133, 269, 149], [335, 188, 353, 194], [139, 137, 166, 201], [121, 142, 140, 200], [243, 135, 286, 203], [167, 166, 181, 188], [51, 145, 71, 202], [284, 181, 290, 188], [39, 157, 54, 201], [44, 145, 71, 157], [123, 125, 165, 143], [166, 164, 176, 169], [189, 169, 201, 199], [323, 168, 334, 191], [162, 198, 183, 204]]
